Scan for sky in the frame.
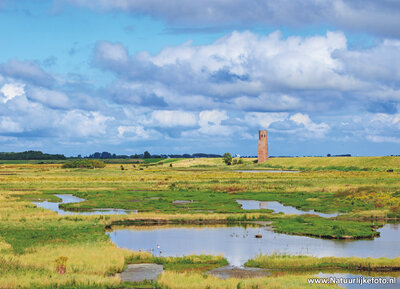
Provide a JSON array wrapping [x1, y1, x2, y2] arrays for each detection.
[[1, 0, 400, 157]]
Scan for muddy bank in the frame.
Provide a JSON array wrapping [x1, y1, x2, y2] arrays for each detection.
[[119, 263, 163, 282]]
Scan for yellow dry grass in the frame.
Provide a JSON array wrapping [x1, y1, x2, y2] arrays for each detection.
[[157, 271, 338, 289], [171, 158, 225, 168]]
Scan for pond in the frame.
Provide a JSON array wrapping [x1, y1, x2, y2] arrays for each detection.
[[236, 200, 339, 218], [33, 194, 133, 215], [107, 224, 400, 267]]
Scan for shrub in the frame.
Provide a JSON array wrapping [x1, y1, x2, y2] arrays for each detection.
[[223, 153, 232, 165], [232, 158, 244, 165], [62, 159, 106, 169]]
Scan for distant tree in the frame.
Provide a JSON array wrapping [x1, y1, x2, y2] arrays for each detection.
[[143, 151, 151, 159], [90, 152, 101, 159], [223, 153, 232, 165], [101, 152, 112, 159]]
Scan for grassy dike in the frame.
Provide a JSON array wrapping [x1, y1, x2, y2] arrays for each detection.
[[245, 254, 400, 271], [254, 156, 400, 172]]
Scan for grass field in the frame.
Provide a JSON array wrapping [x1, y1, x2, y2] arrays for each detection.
[[245, 254, 400, 271], [0, 157, 399, 288]]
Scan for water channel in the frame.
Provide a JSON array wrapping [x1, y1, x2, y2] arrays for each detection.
[[33, 194, 132, 215], [236, 199, 339, 218]]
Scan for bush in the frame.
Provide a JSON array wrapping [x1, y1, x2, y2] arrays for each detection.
[[223, 153, 232, 165], [232, 158, 244, 165], [62, 159, 106, 169]]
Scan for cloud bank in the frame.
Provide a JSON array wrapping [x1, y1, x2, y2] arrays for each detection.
[[1, 28, 400, 155], [60, 0, 400, 38]]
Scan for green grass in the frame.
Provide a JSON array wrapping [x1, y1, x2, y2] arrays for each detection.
[[37, 187, 373, 215], [0, 219, 106, 254], [0, 160, 66, 164], [126, 254, 228, 272], [255, 156, 400, 171], [143, 158, 166, 164], [245, 254, 400, 271], [0, 258, 49, 275], [272, 215, 380, 239]]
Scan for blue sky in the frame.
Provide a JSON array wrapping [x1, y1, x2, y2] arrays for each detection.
[[1, 0, 400, 156]]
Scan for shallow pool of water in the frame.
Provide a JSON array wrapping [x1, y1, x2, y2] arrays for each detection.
[[108, 224, 400, 267], [236, 200, 339, 218], [34, 194, 132, 215]]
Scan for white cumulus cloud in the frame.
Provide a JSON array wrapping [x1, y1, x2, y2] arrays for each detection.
[[147, 110, 197, 127], [0, 83, 25, 103]]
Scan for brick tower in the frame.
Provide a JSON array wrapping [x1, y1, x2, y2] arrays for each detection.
[[258, 130, 268, 163]]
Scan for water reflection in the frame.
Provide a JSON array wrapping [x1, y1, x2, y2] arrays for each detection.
[[236, 200, 339, 218], [34, 194, 133, 215], [108, 224, 400, 267]]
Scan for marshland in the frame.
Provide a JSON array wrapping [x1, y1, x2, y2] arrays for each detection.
[[1, 156, 400, 288]]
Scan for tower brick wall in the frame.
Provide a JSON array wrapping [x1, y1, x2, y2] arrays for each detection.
[[258, 130, 268, 163]]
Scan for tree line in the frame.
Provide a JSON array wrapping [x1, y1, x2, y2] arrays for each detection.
[[0, 150, 227, 160], [84, 152, 222, 159], [0, 151, 66, 160]]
